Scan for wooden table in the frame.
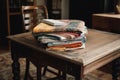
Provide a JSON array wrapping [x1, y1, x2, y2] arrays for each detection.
[[92, 13, 120, 33], [8, 29, 120, 80]]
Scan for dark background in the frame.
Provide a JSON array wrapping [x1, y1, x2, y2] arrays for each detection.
[[0, 0, 115, 44], [46, 0, 114, 27]]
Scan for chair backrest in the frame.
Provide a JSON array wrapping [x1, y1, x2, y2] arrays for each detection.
[[21, 5, 48, 31]]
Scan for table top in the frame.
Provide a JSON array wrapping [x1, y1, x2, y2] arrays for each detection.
[[8, 29, 120, 66], [93, 13, 120, 19]]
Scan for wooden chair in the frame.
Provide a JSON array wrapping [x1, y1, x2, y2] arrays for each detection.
[[21, 5, 48, 31], [21, 5, 62, 80]]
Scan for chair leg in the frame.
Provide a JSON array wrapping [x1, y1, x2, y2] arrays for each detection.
[[42, 66, 48, 76], [58, 70, 62, 77], [42, 66, 63, 78], [24, 59, 30, 80], [61, 72, 66, 80], [24, 60, 63, 80], [37, 66, 42, 80]]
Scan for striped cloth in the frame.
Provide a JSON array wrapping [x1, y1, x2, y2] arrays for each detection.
[[33, 20, 88, 34], [32, 20, 88, 51]]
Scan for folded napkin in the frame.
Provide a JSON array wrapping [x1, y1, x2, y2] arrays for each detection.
[[33, 20, 88, 34], [35, 32, 81, 41], [36, 33, 86, 51], [37, 32, 85, 43], [47, 42, 85, 51]]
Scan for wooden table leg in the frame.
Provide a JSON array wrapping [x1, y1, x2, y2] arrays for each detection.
[[12, 58, 20, 80], [11, 43, 20, 80], [74, 72, 82, 80], [11, 53, 20, 80], [112, 58, 120, 80], [74, 66, 82, 80]]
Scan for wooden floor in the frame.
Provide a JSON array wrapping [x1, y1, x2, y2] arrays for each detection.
[[0, 43, 115, 80]]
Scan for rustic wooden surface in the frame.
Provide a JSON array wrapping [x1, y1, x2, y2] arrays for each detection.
[[46, 29, 120, 66], [8, 29, 120, 65], [92, 13, 120, 33], [8, 29, 120, 80], [93, 13, 120, 18]]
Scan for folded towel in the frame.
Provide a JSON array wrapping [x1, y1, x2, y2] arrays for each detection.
[[33, 20, 88, 34], [47, 43, 85, 51], [41, 19, 67, 26], [37, 33, 86, 49], [36, 32, 81, 41]]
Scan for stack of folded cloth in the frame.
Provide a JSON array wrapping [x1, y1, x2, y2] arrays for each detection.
[[32, 19, 88, 51]]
